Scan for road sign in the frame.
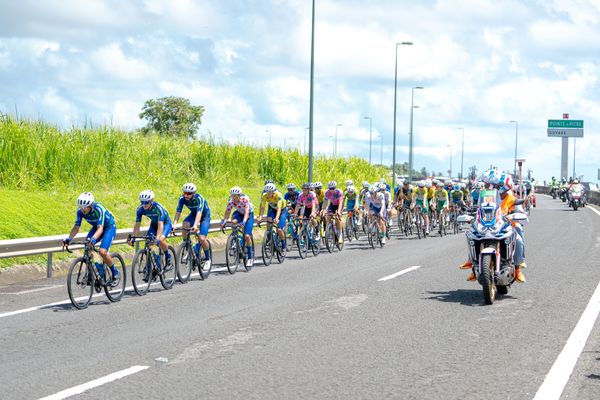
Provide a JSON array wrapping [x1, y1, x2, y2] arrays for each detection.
[[547, 128, 584, 138], [548, 120, 583, 128]]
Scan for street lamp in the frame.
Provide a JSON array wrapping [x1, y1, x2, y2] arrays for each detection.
[[334, 123, 342, 157], [307, 0, 316, 182], [392, 41, 413, 187], [458, 127, 464, 180], [510, 120, 518, 177], [364, 116, 372, 164], [447, 144, 453, 178], [408, 86, 423, 181], [305, 127, 309, 153]]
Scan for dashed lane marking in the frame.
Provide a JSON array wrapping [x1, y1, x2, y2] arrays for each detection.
[[378, 266, 422, 281]]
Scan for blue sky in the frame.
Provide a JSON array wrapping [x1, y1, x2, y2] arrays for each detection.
[[1, 0, 599, 183]]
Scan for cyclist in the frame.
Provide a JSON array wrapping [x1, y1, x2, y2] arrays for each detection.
[[221, 186, 255, 268], [450, 184, 466, 214], [258, 183, 288, 251], [321, 180, 345, 244], [470, 182, 483, 206], [284, 183, 301, 211], [367, 184, 387, 243], [63, 192, 119, 286], [345, 179, 354, 188], [314, 181, 325, 212], [433, 181, 449, 231], [426, 179, 436, 227], [411, 181, 430, 235], [344, 185, 359, 231], [294, 182, 319, 233], [173, 182, 211, 269], [380, 182, 393, 232], [128, 190, 174, 270]]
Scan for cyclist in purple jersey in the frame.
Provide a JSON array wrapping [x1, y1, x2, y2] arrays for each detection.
[[321, 181, 345, 244], [63, 192, 120, 286], [173, 182, 212, 268], [221, 186, 255, 268], [368, 185, 387, 243], [295, 183, 318, 220]]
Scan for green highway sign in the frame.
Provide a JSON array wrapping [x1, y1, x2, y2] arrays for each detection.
[[548, 120, 584, 128]]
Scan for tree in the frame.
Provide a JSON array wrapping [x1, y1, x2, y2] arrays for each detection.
[[139, 96, 204, 139]]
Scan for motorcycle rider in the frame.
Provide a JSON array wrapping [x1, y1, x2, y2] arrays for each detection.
[[460, 173, 526, 283], [568, 179, 585, 207]]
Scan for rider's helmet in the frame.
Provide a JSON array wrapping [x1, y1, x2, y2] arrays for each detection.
[[417, 181, 425, 188], [345, 179, 353, 187], [230, 186, 242, 195], [77, 192, 94, 208], [182, 183, 196, 193], [286, 183, 296, 190], [264, 183, 276, 192], [378, 182, 386, 191], [347, 185, 356, 193], [425, 179, 433, 188], [573, 179, 580, 184], [362, 181, 369, 188], [314, 181, 323, 189], [453, 185, 461, 191], [301, 182, 310, 189], [309, 182, 315, 190], [264, 179, 274, 185], [328, 180, 337, 189], [139, 190, 154, 202], [403, 179, 410, 186]]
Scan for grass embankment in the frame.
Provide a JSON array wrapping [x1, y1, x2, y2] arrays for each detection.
[[0, 115, 387, 268]]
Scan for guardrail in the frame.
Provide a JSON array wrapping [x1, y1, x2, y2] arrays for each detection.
[[0, 220, 227, 278]]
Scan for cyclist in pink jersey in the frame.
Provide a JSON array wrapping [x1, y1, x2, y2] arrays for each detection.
[[321, 180, 345, 244], [294, 182, 319, 232], [221, 186, 255, 267]]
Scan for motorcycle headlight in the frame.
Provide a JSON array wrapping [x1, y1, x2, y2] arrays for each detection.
[[481, 207, 495, 223]]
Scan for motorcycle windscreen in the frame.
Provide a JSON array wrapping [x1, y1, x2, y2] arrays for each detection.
[[479, 189, 499, 223]]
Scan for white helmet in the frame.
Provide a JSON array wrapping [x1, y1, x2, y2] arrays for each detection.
[[182, 182, 196, 193], [345, 179, 353, 187], [264, 183, 276, 192], [573, 179, 579, 184], [230, 186, 242, 195], [362, 181, 369, 188], [139, 190, 154, 202], [314, 181, 323, 189], [347, 185, 356, 193], [328, 180, 337, 189], [425, 179, 432, 188], [417, 181, 425, 188], [378, 182, 386, 190], [286, 183, 296, 190], [77, 192, 94, 208]]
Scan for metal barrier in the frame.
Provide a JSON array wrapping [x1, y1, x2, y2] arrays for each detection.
[[0, 221, 226, 278]]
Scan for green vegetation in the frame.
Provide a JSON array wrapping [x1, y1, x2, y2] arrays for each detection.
[[139, 96, 205, 138], [0, 115, 387, 245]]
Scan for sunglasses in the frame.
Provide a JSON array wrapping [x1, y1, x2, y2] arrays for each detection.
[[183, 192, 194, 195], [140, 200, 152, 205]]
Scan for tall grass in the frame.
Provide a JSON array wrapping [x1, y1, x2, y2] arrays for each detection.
[[0, 115, 387, 191]]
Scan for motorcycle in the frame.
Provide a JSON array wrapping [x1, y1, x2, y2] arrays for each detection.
[[457, 189, 528, 305], [569, 186, 584, 211], [550, 187, 558, 199], [559, 187, 568, 203]]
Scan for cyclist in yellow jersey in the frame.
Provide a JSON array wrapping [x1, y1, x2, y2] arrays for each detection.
[[433, 181, 449, 234], [258, 183, 288, 250], [314, 181, 325, 211], [411, 181, 430, 235]]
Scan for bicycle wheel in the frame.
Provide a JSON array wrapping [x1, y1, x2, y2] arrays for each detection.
[[225, 234, 239, 274], [368, 222, 376, 249], [176, 241, 193, 284], [324, 224, 334, 253], [160, 245, 178, 290], [198, 240, 213, 280], [104, 253, 126, 302], [298, 225, 309, 259], [345, 218, 353, 242], [286, 221, 296, 250], [243, 236, 255, 272], [276, 233, 287, 264], [310, 224, 321, 256], [335, 224, 344, 251], [67, 257, 93, 310], [131, 249, 152, 296], [415, 214, 422, 239], [262, 229, 274, 266]]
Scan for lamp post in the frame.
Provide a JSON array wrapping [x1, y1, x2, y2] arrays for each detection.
[[447, 144, 453, 178], [392, 41, 413, 187], [510, 120, 518, 177], [334, 123, 341, 157], [307, 0, 316, 182], [364, 116, 372, 164], [408, 86, 424, 181], [458, 127, 464, 180], [305, 127, 309, 153]]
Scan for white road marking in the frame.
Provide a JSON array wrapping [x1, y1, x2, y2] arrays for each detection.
[[1, 285, 62, 295], [587, 204, 600, 218], [37, 365, 149, 400], [378, 266, 422, 281], [533, 279, 600, 400]]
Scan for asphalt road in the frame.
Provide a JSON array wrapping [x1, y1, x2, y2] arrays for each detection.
[[1, 196, 599, 400]]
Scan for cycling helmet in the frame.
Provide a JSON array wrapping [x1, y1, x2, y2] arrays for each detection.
[[345, 179, 353, 187], [139, 190, 154, 202], [347, 185, 355, 193], [328, 180, 337, 189], [286, 183, 296, 190], [182, 182, 196, 193], [230, 186, 242, 195], [425, 179, 432, 188], [302, 182, 310, 189], [264, 183, 276, 192], [369, 185, 377, 193], [417, 181, 425, 188], [309, 182, 316, 189], [378, 182, 386, 190], [453, 185, 461, 191], [573, 179, 579, 184], [362, 181, 369, 188], [314, 181, 323, 189], [403, 180, 410, 185], [264, 179, 274, 185], [77, 192, 94, 208]]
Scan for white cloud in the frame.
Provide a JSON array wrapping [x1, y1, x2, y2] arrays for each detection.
[[92, 43, 157, 80]]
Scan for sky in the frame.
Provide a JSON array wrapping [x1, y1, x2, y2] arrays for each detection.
[[1, 0, 599, 184]]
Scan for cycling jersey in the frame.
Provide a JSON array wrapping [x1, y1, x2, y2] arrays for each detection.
[[383, 191, 391, 208], [226, 194, 255, 214], [176, 193, 209, 215], [135, 202, 171, 225], [369, 192, 385, 208], [450, 190, 464, 204], [413, 188, 428, 201], [315, 190, 325, 204], [470, 189, 480, 205], [75, 202, 115, 228], [297, 191, 317, 209], [284, 190, 301, 207], [427, 187, 435, 200], [324, 188, 344, 206], [435, 189, 449, 202], [261, 190, 285, 211]]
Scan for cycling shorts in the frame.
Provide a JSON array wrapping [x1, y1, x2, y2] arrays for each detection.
[[327, 203, 339, 214], [184, 209, 211, 236], [267, 207, 287, 230], [149, 221, 172, 239], [87, 224, 116, 251], [232, 211, 254, 236], [370, 203, 382, 216], [436, 200, 447, 213], [414, 199, 429, 213]]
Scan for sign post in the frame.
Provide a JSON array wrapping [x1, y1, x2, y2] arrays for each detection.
[[547, 117, 584, 180]]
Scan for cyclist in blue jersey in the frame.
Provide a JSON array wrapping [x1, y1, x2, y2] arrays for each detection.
[[284, 183, 301, 210], [173, 183, 212, 269], [128, 190, 173, 268], [63, 192, 120, 286]]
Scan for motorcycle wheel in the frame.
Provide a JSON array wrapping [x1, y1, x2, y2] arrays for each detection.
[[573, 203, 578, 211], [481, 254, 496, 305]]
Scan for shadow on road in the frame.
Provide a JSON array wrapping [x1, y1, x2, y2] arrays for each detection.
[[423, 289, 484, 306]]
